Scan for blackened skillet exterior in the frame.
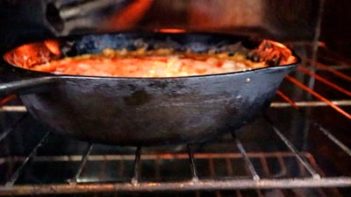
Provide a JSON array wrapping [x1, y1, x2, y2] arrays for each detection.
[[1, 32, 298, 145]]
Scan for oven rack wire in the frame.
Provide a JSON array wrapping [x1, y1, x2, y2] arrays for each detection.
[[0, 45, 350, 195]]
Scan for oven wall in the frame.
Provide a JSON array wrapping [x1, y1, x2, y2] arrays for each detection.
[[137, 0, 321, 40], [0, 0, 51, 54], [0, 0, 320, 40], [321, 0, 351, 57], [0, 0, 349, 56]]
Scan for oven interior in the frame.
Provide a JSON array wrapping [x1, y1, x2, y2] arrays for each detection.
[[0, 0, 350, 196]]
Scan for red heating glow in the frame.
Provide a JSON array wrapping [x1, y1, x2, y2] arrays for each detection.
[[319, 41, 327, 48], [276, 90, 298, 109], [0, 95, 16, 106], [44, 39, 61, 56], [285, 75, 351, 120], [27, 51, 267, 77], [104, 0, 154, 30], [314, 61, 351, 82], [298, 66, 351, 97], [156, 28, 186, 33], [4, 40, 61, 68]]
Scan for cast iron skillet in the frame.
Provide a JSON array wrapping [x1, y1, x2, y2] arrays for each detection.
[[0, 32, 299, 145]]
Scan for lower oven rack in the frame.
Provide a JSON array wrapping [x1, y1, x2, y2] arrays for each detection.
[[0, 44, 350, 196]]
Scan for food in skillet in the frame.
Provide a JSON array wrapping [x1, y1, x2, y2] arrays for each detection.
[[31, 49, 267, 77], [1, 33, 299, 145], [4, 39, 295, 78]]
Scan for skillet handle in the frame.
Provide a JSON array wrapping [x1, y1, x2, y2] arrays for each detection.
[[0, 77, 57, 98]]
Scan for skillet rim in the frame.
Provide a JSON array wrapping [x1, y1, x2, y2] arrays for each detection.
[[1, 32, 300, 80]]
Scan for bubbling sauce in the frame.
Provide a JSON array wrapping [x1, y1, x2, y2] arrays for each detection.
[[4, 39, 296, 78], [29, 48, 267, 77]]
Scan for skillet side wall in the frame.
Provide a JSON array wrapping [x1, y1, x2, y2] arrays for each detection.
[[20, 68, 288, 145]]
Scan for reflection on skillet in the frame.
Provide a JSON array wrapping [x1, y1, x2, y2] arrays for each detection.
[[4, 38, 296, 78]]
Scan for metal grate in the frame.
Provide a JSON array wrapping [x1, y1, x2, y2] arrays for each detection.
[[0, 44, 350, 196]]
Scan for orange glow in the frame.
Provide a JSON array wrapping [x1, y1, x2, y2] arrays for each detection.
[[156, 28, 186, 33], [4, 40, 61, 68], [4, 43, 49, 68], [104, 0, 154, 30], [44, 39, 61, 56], [27, 50, 267, 77]]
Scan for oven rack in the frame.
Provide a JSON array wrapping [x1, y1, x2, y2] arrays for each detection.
[[0, 45, 350, 196]]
